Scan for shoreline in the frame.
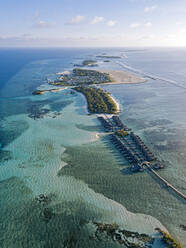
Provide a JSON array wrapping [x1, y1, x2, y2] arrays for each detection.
[[108, 93, 120, 113], [74, 86, 118, 115], [76, 89, 120, 115], [99, 69, 147, 85], [51, 68, 147, 88], [32, 87, 67, 95], [1, 49, 185, 247]]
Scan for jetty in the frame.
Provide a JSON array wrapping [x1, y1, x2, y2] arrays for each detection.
[[98, 115, 186, 201], [146, 164, 186, 200], [109, 134, 144, 165], [98, 115, 158, 169], [112, 116, 131, 131], [130, 132, 156, 162], [97, 117, 113, 132]]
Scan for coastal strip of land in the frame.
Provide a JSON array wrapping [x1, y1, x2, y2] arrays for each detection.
[[32, 87, 67, 95], [74, 86, 118, 114], [47, 68, 146, 87], [30, 66, 183, 246], [32, 68, 145, 114]]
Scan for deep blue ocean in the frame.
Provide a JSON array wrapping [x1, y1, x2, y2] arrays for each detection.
[[0, 47, 186, 247], [0, 48, 84, 93]]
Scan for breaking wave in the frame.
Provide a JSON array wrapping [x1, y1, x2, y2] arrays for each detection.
[[116, 61, 186, 90]]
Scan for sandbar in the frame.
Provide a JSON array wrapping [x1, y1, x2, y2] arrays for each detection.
[[99, 69, 146, 85]]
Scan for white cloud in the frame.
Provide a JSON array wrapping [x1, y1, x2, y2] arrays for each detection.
[[66, 15, 85, 25], [90, 16, 104, 24], [33, 20, 55, 28], [107, 20, 116, 27], [130, 22, 152, 28], [2, 31, 186, 47], [144, 5, 157, 13], [144, 22, 152, 28], [130, 22, 141, 28]]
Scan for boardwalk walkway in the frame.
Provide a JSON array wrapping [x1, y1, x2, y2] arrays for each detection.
[[146, 164, 186, 201], [98, 114, 186, 202]]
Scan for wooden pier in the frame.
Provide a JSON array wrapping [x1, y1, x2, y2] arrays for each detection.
[[97, 115, 186, 201], [146, 164, 186, 201], [130, 132, 156, 162], [110, 134, 142, 164], [98, 115, 157, 167], [112, 116, 131, 131], [97, 116, 113, 132]]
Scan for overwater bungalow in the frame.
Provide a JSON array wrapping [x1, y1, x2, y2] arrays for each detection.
[[130, 164, 144, 172], [98, 116, 113, 131], [111, 116, 130, 130], [152, 163, 164, 170]]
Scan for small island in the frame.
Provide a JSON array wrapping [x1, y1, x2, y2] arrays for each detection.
[[155, 228, 181, 248], [82, 59, 98, 66], [96, 55, 121, 59], [74, 59, 98, 67], [32, 87, 66, 95], [74, 86, 118, 114], [32, 90, 45, 95]]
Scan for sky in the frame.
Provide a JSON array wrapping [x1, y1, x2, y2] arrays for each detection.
[[0, 0, 186, 47]]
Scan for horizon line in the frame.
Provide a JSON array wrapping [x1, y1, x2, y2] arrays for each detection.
[[1, 46, 186, 49]]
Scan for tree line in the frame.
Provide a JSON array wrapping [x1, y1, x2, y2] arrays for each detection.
[[74, 86, 117, 114]]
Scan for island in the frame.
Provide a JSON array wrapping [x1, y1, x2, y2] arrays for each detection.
[[155, 228, 181, 248], [74, 86, 118, 114], [49, 68, 113, 86], [32, 87, 66, 95], [82, 59, 98, 66], [49, 68, 146, 87], [74, 59, 98, 67], [96, 55, 121, 59]]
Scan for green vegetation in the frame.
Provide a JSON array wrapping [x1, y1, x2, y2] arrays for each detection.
[[49, 69, 113, 86], [82, 60, 97, 66], [115, 129, 129, 137], [74, 86, 117, 114], [32, 88, 65, 95], [73, 68, 113, 83], [49, 75, 70, 86], [32, 90, 44, 95], [155, 228, 182, 248], [49, 81, 70, 86], [161, 231, 182, 248], [94, 222, 154, 247]]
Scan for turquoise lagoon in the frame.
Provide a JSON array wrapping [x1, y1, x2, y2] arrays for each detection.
[[0, 48, 186, 247]]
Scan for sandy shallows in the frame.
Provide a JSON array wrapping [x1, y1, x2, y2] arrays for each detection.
[[100, 69, 146, 84]]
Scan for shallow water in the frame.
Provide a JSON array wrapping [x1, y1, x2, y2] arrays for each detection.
[[0, 48, 186, 247]]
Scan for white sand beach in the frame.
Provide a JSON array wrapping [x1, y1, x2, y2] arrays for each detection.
[[100, 69, 146, 84], [109, 94, 120, 113]]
